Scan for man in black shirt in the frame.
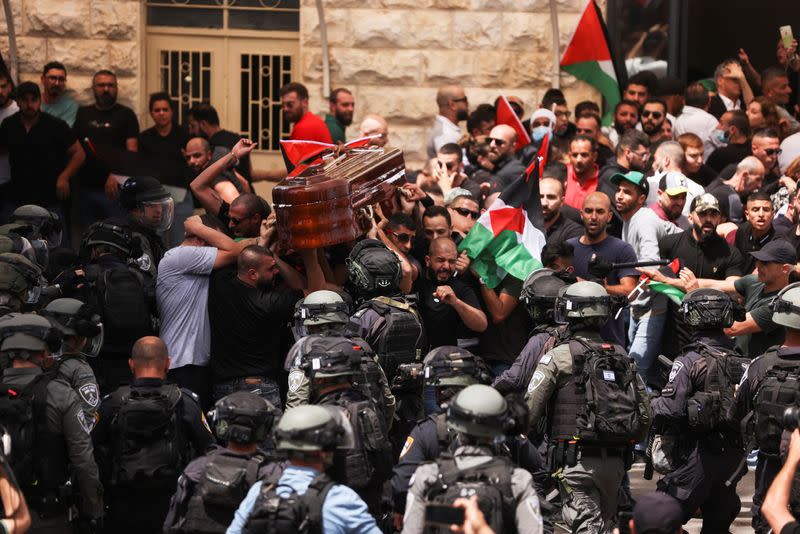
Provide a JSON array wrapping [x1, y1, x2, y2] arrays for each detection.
[[540, 177, 583, 244], [74, 70, 139, 227], [706, 156, 765, 224], [208, 245, 305, 410], [0, 82, 85, 218], [413, 237, 487, 349], [706, 110, 752, 173], [139, 92, 190, 246]]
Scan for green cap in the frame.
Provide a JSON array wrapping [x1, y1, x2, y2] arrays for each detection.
[[610, 171, 649, 196]]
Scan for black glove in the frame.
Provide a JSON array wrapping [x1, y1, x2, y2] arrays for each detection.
[[588, 254, 614, 280]]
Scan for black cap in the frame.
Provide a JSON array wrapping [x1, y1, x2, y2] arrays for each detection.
[[750, 239, 798, 265], [633, 492, 683, 533]]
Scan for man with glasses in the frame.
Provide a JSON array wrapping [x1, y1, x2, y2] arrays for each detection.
[[446, 191, 481, 241], [564, 135, 600, 210], [483, 124, 525, 193], [598, 130, 650, 207], [40, 61, 78, 127], [427, 84, 469, 158], [750, 128, 783, 186], [74, 69, 140, 226], [641, 99, 669, 143]]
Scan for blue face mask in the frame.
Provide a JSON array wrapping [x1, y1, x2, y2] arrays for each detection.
[[532, 126, 550, 143], [714, 128, 729, 145]]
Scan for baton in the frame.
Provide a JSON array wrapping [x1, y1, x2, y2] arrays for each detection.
[[610, 259, 670, 270]]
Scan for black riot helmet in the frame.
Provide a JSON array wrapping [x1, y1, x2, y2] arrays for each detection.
[[422, 346, 494, 388], [520, 268, 568, 323], [346, 239, 402, 298], [119, 176, 174, 232], [81, 220, 135, 258], [680, 288, 744, 330], [211, 392, 276, 444]]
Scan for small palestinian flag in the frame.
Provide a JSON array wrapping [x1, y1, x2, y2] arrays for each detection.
[[645, 258, 685, 304], [495, 95, 531, 152], [458, 160, 546, 289], [560, 0, 624, 125]]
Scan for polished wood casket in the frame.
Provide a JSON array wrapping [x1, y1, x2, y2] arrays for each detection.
[[273, 147, 406, 249]]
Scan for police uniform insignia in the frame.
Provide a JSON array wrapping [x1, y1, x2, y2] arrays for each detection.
[[527, 370, 545, 393], [399, 436, 414, 458], [288, 370, 305, 393], [668, 360, 684, 383], [540, 353, 552, 365], [79, 383, 99, 407], [77, 410, 93, 434], [208, 415, 219, 435]]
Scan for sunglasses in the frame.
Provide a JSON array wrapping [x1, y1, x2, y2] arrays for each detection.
[[488, 137, 507, 147], [765, 148, 783, 156], [453, 207, 480, 219], [642, 110, 663, 119], [387, 230, 415, 243]]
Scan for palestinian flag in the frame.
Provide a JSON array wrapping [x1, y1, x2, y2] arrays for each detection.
[[535, 132, 549, 178], [458, 161, 546, 289], [280, 135, 379, 173], [560, 0, 624, 125], [643, 258, 685, 304], [496, 96, 531, 151]]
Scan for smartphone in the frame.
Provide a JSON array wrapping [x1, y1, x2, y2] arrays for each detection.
[[425, 504, 465, 528], [781, 25, 794, 49]]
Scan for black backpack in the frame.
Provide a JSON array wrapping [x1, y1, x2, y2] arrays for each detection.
[[0, 373, 67, 491], [567, 338, 646, 445], [684, 343, 750, 433], [83, 262, 155, 356], [242, 471, 336, 534], [355, 296, 426, 381], [181, 450, 270, 534], [425, 455, 517, 534], [753, 355, 800, 454], [110, 383, 185, 488]]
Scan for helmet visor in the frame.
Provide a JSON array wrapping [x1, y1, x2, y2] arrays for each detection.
[[85, 323, 104, 357], [138, 198, 174, 233]]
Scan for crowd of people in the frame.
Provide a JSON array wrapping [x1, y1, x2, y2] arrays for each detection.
[[3, 36, 800, 534]]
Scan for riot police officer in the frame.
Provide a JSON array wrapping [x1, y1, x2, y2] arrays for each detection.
[[730, 281, 800, 533], [391, 346, 493, 523], [494, 268, 569, 396], [285, 289, 395, 427], [119, 175, 174, 276], [651, 288, 748, 532], [92, 336, 213, 534], [40, 297, 103, 429], [524, 281, 651, 533], [0, 313, 104, 531], [228, 404, 381, 534], [402, 384, 543, 533], [10, 204, 64, 253], [0, 253, 42, 317], [163, 391, 283, 533]]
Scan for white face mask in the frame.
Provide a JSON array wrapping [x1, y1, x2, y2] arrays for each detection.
[[531, 125, 551, 142]]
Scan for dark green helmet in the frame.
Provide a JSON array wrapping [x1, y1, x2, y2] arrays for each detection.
[[0, 313, 62, 354], [446, 384, 514, 441], [681, 288, 744, 330], [274, 405, 344, 452]]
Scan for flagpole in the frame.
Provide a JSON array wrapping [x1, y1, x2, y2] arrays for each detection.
[[549, 0, 560, 89]]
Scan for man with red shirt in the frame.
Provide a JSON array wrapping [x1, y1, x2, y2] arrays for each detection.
[[280, 82, 332, 143], [564, 135, 599, 210]]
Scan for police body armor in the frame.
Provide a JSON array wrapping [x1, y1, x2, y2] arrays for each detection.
[[752, 349, 800, 455], [0, 372, 69, 513], [354, 295, 426, 381], [549, 338, 644, 447], [110, 383, 185, 488], [424, 454, 517, 534], [242, 471, 336, 534], [182, 448, 270, 534]]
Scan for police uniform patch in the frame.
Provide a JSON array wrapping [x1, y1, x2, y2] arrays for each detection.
[[288, 370, 305, 393], [527, 370, 545, 394], [76, 410, 93, 434], [540, 354, 552, 365], [399, 436, 414, 459], [78, 383, 99, 407], [201, 412, 212, 434], [668, 361, 684, 383]]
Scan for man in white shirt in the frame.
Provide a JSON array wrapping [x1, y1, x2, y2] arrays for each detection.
[[673, 82, 720, 160], [426, 85, 468, 158], [708, 59, 753, 119]]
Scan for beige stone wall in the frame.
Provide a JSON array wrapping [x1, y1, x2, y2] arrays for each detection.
[[300, 0, 603, 168], [0, 0, 142, 113]]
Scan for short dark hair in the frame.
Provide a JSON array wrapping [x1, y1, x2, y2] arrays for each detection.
[[467, 104, 495, 133], [188, 103, 220, 126], [16, 81, 40, 100], [762, 66, 789, 87], [617, 129, 650, 155], [627, 71, 657, 93], [574, 100, 600, 117], [93, 69, 116, 81], [148, 92, 172, 111], [643, 98, 667, 114], [328, 87, 352, 104], [231, 193, 271, 219], [726, 109, 750, 138], [387, 212, 417, 232], [746, 191, 772, 204], [615, 99, 640, 114], [541, 241, 574, 269], [423, 205, 451, 225], [575, 113, 601, 130], [541, 88, 567, 109], [684, 83, 709, 108], [42, 61, 67, 76], [199, 213, 227, 233], [655, 76, 685, 97], [280, 82, 309, 101], [438, 143, 462, 156], [542, 162, 568, 183], [238, 245, 273, 274], [570, 134, 597, 153], [753, 128, 780, 141]]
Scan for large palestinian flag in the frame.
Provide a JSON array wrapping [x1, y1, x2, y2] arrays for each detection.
[[560, 0, 624, 125], [458, 162, 546, 289]]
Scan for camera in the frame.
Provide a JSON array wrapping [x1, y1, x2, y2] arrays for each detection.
[[782, 406, 800, 429]]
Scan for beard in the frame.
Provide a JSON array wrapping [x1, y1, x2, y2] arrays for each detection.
[[456, 108, 469, 122], [336, 110, 353, 127], [96, 92, 116, 108], [693, 222, 716, 242]]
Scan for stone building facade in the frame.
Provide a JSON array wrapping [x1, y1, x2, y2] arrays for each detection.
[[0, 0, 601, 169]]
